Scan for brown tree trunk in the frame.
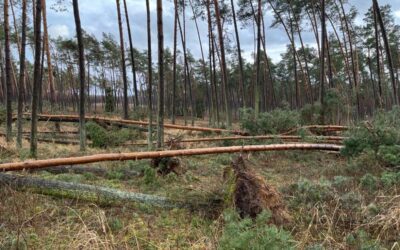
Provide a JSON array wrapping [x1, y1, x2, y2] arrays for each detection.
[[123, 0, 139, 108], [320, 0, 326, 125], [30, 0, 43, 157], [116, 0, 129, 119], [372, 0, 398, 105], [4, 0, 13, 142], [146, 0, 153, 149], [156, 0, 164, 149], [17, 0, 27, 148], [213, 0, 232, 127], [73, 0, 86, 151]]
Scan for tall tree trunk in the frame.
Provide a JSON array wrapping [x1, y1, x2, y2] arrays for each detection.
[[172, 0, 178, 124], [123, 0, 139, 108], [290, 16, 299, 109], [373, 6, 383, 107], [230, 0, 246, 108], [30, 0, 43, 157], [17, 0, 27, 148], [116, 0, 129, 119], [41, 0, 56, 107], [4, 0, 13, 142], [255, 0, 262, 116], [213, 0, 231, 127], [372, 0, 398, 105], [73, 0, 86, 151], [338, 0, 361, 115], [146, 0, 153, 149], [320, 0, 326, 125], [156, 0, 164, 149]]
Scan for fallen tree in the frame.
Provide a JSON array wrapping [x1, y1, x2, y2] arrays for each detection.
[[0, 173, 217, 209], [282, 125, 350, 135], [126, 135, 346, 146], [0, 143, 343, 172], [22, 113, 246, 135]]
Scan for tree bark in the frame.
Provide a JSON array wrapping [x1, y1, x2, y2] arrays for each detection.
[[30, 0, 43, 157], [213, 0, 232, 127], [373, 6, 383, 107], [16, 0, 27, 149], [0, 143, 343, 171], [123, 0, 139, 108], [116, 0, 129, 119], [146, 0, 153, 149], [320, 0, 326, 125], [73, 0, 86, 152], [372, 0, 398, 105], [4, 0, 13, 142], [156, 0, 164, 149]]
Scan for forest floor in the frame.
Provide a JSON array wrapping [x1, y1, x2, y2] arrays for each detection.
[[0, 119, 399, 249]]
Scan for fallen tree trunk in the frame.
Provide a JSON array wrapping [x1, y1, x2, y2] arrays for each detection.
[[22, 113, 246, 135], [0, 143, 343, 172], [126, 135, 346, 146], [0, 173, 213, 209], [29, 165, 141, 179], [282, 125, 350, 135]]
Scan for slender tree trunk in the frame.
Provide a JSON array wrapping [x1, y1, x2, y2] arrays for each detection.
[[123, 0, 139, 108], [320, 0, 326, 125], [373, 6, 383, 107], [290, 17, 299, 109], [255, 0, 262, 116], [156, 0, 164, 149], [213, 0, 231, 127], [30, 0, 42, 157], [172, 0, 178, 124], [146, 0, 153, 149], [372, 0, 398, 105], [4, 0, 13, 142], [230, 0, 246, 108], [17, 0, 27, 149], [41, 0, 56, 107], [338, 0, 361, 115], [116, 0, 129, 119], [73, 0, 86, 152]]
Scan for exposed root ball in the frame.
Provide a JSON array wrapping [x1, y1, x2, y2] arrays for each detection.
[[231, 156, 291, 226], [150, 157, 184, 175]]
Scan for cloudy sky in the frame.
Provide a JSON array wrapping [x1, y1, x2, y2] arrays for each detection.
[[46, 0, 400, 63]]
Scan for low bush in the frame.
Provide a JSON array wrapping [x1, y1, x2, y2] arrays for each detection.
[[218, 209, 295, 250], [285, 178, 334, 207], [342, 107, 400, 168], [86, 122, 140, 148], [239, 108, 300, 135]]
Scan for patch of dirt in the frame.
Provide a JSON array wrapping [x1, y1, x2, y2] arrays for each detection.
[[151, 157, 185, 175]]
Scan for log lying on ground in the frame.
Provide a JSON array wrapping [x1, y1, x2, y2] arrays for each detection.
[[29, 165, 141, 179], [0, 143, 343, 172], [22, 113, 246, 135], [0, 173, 215, 209], [126, 135, 346, 146], [282, 125, 350, 135]]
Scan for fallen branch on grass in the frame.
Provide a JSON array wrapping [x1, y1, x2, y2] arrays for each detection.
[[0, 173, 214, 209], [22, 113, 246, 135], [0, 143, 343, 172]]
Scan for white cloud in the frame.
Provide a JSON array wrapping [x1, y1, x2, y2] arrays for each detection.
[[48, 24, 70, 38]]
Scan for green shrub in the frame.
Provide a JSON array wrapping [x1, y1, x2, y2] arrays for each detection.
[[86, 122, 140, 148], [342, 107, 400, 168], [380, 171, 400, 188], [286, 178, 333, 207], [360, 174, 379, 191], [218, 209, 295, 250], [300, 103, 321, 125], [239, 108, 300, 135], [377, 145, 400, 166], [104, 87, 115, 113]]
